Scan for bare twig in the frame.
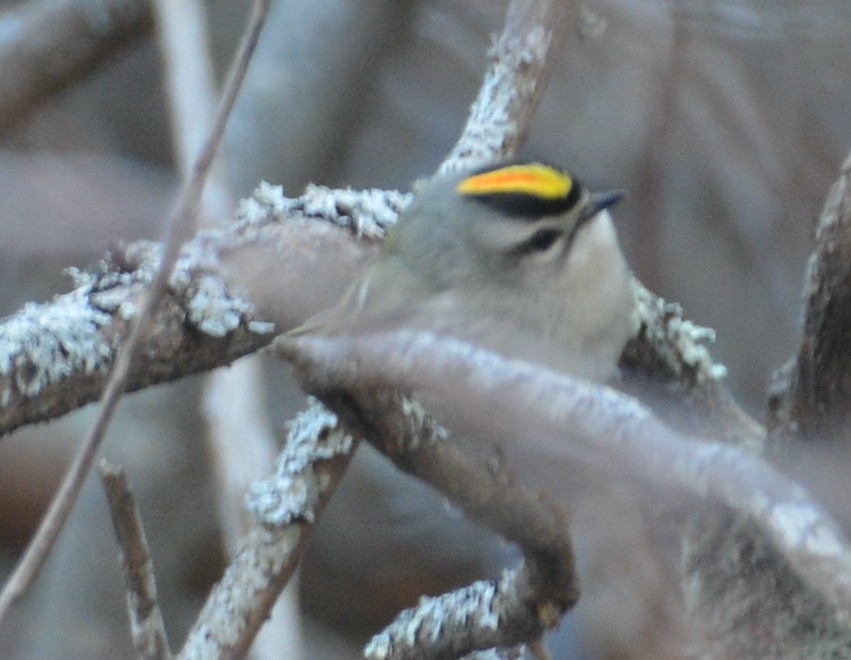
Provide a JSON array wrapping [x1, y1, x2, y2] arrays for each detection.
[[279, 330, 851, 623], [153, 0, 218, 184], [0, 0, 153, 131], [202, 362, 278, 547], [153, 0, 232, 223], [99, 460, 172, 660], [0, 0, 271, 622]]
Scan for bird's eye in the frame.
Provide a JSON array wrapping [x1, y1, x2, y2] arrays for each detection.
[[516, 228, 562, 255]]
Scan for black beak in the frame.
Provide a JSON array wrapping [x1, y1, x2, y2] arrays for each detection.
[[577, 189, 625, 225]]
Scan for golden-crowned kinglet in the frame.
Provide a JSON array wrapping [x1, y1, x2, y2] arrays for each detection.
[[292, 162, 636, 383]]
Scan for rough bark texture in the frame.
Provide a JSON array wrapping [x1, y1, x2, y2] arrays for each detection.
[[770, 152, 851, 442]]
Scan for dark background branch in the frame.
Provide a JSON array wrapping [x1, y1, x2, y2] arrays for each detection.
[[770, 150, 851, 442], [0, 0, 152, 132]]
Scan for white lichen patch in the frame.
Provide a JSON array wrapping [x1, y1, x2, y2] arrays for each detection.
[[246, 399, 352, 525], [238, 180, 411, 242], [633, 280, 728, 384], [247, 320, 275, 335], [400, 395, 449, 448], [0, 293, 114, 403], [364, 574, 506, 659], [101, 236, 273, 339], [0, 226, 276, 410], [769, 502, 845, 558], [441, 25, 552, 176], [236, 181, 286, 225], [185, 272, 256, 338], [282, 185, 410, 239], [669, 316, 729, 382]]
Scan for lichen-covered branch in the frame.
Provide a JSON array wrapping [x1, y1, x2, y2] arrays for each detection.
[[622, 280, 765, 450], [281, 330, 851, 624], [439, 0, 579, 174], [179, 400, 355, 659], [0, 184, 407, 438], [364, 567, 551, 660], [0, 239, 274, 436], [281, 386, 579, 659]]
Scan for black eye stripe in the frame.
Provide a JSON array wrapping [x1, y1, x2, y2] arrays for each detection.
[[510, 228, 563, 256]]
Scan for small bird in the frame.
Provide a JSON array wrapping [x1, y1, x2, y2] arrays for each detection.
[[291, 161, 636, 383]]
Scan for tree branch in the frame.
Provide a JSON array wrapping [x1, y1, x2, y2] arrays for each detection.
[[622, 280, 765, 449], [0, 183, 412, 438], [99, 460, 172, 660], [439, 0, 579, 174], [279, 330, 851, 623], [769, 149, 851, 441], [0, 240, 274, 436], [293, 388, 578, 659], [178, 400, 355, 659], [0, 0, 152, 132]]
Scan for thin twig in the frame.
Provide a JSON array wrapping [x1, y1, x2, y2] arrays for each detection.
[[99, 460, 172, 660], [153, 0, 218, 181], [0, 0, 271, 623], [155, 3, 304, 653], [153, 0, 232, 223]]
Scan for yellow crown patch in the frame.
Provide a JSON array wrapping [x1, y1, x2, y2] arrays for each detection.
[[457, 163, 573, 200]]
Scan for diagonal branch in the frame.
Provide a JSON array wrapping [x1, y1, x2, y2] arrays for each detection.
[[179, 400, 356, 659], [439, 0, 579, 174], [288, 384, 580, 659], [99, 460, 172, 660], [0, 0, 152, 132], [280, 330, 851, 623]]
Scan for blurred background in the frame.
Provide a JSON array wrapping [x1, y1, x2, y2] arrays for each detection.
[[0, 0, 850, 657]]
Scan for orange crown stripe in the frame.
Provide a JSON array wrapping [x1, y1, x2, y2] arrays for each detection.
[[458, 164, 572, 200]]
